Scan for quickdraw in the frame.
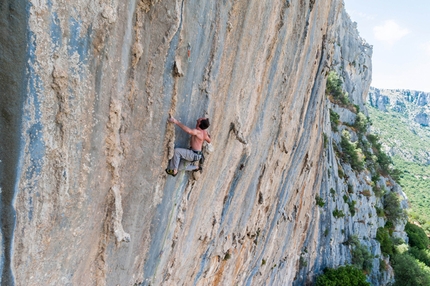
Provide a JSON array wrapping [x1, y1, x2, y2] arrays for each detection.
[[187, 42, 191, 62]]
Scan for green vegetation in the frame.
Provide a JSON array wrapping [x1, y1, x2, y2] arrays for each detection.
[[343, 195, 356, 216], [372, 185, 384, 198], [333, 209, 345, 218], [330, 188, 336, 198], [347, 235, 374, 272], [223, 252, 231, 260], [300, 255, 308, 268], [326, 71, 354, 109], [354, 112, 368, 133], [316, 265, 370, 286], [343, 194, 348, 203], [324, 133, 328, 149], [376, 227, 394, 256], [383, 192, 406, 225], [376, 222, 430, 284], [347, 200, 356, 216], [391, 252, 430, 286], [409, 247, 430, 266], [316, 195, 326, 207], [330, 109, 340, 131], [340, 131, 365, 171], [368, 105, 430, 232], [326, 75, 402, 182], [375, 206, 385, 217], [338, 166, 345, 179], [405, 222, 430, 250], [363, 133, 400, 180], [325, 75, 430, 283]]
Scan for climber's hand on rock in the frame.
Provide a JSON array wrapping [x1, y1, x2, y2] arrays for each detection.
[[168, 116, 177, 124]]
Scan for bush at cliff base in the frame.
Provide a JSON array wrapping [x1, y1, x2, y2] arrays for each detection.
[[315, 265, 370, 286], [391, 253, 430, 286], [405, 222, 430, 250]]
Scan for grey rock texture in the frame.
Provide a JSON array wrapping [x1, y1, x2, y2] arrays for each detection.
[[294, 10, 407, 283], [331, 12, 372, 114], [368, 87, 430, 127], [414, 112, 429, 127], [0, 1, 28, 285], [0, 0, 406, 285]]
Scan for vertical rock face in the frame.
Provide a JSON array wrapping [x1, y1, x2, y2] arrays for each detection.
[[0, 1, 28, 285], [294, 9, 408, 286], [0, 0, 405, 285]]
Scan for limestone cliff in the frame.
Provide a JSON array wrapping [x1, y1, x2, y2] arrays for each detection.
[[369, 87, 430, 128], [0, 0, 405, 285]]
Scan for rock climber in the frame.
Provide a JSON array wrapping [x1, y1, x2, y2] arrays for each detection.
[[166, 116, 211, 176]]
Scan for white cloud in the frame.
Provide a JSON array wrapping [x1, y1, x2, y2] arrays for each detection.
[[373, 20, 409, 45]]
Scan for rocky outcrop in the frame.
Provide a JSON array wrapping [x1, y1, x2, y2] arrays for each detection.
[[414, 113, 429, 127], [368, 87, 430, 127], [0, 0, 406, 285], [293, 9, 408, 286]]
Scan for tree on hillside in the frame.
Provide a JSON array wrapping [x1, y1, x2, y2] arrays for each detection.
[[391, 253, 430, 286], [383, 192, 406, 225]]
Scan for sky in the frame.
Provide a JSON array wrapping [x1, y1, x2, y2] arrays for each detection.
[[344, 0, 430, 92]]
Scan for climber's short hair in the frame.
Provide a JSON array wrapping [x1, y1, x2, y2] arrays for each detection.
[[199, 118, 210, 130]]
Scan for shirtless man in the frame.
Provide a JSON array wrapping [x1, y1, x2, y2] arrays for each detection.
[[166, 117, 211, 176]]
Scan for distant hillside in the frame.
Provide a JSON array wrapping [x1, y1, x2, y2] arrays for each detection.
[[367, 87, 430, 231]]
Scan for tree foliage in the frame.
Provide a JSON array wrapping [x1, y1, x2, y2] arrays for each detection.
[[391, 253, 430, 286], [405, 222, 430, 250], [376, 227, 394, 256], [346, 236, 374, 272], [326, 71, 344, 98], [354, 112, 368, 133], [316, 265, 370, 286], [409, 247, 430, 267], [330, 109, 340, 132], [383, 192, 406, 225], [340, 131, 365, 171]]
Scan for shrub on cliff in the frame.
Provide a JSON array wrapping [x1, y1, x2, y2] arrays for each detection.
[[376, 227, 394, 256], [330, 109, 340, 131], [354, 112, 368, 134], [346, 235, 374, 272], [365, 133, 403, 182], [405, 222, 430, 250], [333, 208, 345, 218], [326, 71, 351, 107], [326, 71, 343, 97], [366, 134, 380, 148], [316, 265, 370, 286], [376, 151, 392, 175], [383, 192, 406, 225], [340, 131, 365, 171]]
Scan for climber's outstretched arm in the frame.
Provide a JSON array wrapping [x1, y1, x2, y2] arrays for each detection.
[[168, 117, 199, 136]]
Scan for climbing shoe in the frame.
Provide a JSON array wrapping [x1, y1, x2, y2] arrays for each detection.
[[193, 166, 203, 173], [165, 169, 177, 177]]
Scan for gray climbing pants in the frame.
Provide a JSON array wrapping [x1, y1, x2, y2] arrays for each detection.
[[168, 148, 202, 171]]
